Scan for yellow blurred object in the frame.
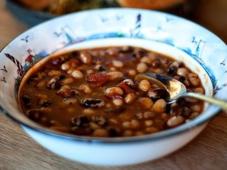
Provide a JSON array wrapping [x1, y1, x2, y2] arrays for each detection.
[[194, 0, 227, 42], [17, 0, 54, 10], [117, 0, 185, 9], [16, 0, 102, 14], [48, 0, 102, 15]]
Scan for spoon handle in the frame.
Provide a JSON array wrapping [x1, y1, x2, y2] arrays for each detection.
[[185, 92, 227, 110]]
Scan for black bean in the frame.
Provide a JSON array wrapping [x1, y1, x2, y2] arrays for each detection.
[[39, 99, 51, 107], [165, 103, 171, 113], [57, 86, 79, 98], [169, 107, 177, 116], [151, 59, 161, 68], [167, 66, 177, 75], [71, 89, 80, 96], [108, 127, 120, 137], [81, 98, 105, 108], [178, 62, 184, 67], [97, 65, 107, 72], [71, 127, 92, 136], [71, 116, 90, 127], [28, 73, 44, 83], [47, 77, 61, 90], [177, 98, 187, 106], [180, 107, 192, 117], [123, 79, 135, 87], [148, 88, 169, 101], [40, 117, 51, 126], [26, 109, 43, 121], [135, 49, 147, 58], [178, 76, 186, 82], [59, 75, 66, 80], [27, 76, 36, 84], [174, 75, 186, 83], [21, 95, 31, 108]]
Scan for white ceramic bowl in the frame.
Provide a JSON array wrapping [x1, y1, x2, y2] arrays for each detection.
[[0, 9, 226, 166]]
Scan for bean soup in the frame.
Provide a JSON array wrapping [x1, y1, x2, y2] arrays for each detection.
[[18, 46, 204, 137]]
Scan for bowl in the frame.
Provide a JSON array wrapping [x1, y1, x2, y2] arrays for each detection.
[[0, 8, 226, 166]]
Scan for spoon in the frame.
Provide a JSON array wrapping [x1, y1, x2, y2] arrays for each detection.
[[135, 73, 227, 110]]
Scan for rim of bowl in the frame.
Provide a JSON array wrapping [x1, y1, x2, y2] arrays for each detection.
[[0, 8, 225, 144]]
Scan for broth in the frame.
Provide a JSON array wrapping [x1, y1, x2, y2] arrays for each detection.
[[18, 46, 204, 137]]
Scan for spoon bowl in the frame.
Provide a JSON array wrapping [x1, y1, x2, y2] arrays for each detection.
[[135, 73, 227, 110]]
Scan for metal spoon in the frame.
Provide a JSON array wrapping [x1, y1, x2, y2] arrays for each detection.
[[135, 73, 227, 110]]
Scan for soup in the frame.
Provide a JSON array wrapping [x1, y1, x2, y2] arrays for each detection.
[[18, 46, 204, 137]]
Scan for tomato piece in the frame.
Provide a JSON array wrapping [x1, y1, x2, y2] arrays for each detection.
[[87, 72, 110, 86]]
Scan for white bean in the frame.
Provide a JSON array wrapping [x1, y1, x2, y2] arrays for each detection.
[[131, 119, 140, 129], [62, 77, 74, 85], [128, 69, 136, 76], [141, 57, 152, 64], [167, 116, 184, 127], [79, 84, 92, 94], [139, 79, 151, 92], [188, 73, 200, 86], [112, 60, 123, 68], [61, 62, 70, 71], [152, 99, 166, 113], [107, 71, 123, 80], [138, 97, 153, 109], [105, 87, 124, 96], [145, 120, 153, 127], [80, 51, 92, 64], [177, 68, 188, 77], [113, 98, 123, 106], [93, 129, 108, 137], [71, 70, 83, 79], [124, 93, 136, 104], [137, 62, 148, 73]]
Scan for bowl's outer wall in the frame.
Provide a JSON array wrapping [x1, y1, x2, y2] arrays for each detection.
[[23, 124, 207, 166]]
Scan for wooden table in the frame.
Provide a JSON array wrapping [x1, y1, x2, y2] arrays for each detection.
[[0, 1, 227, 169]]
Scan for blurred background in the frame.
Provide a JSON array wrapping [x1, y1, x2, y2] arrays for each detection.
[[4, 0, 227, 42]]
